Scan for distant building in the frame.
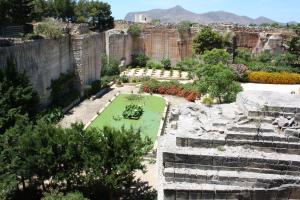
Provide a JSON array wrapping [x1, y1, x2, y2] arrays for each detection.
[[134, 14, 151, 23]]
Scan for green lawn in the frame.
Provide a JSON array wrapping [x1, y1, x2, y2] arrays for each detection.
[[89, 94, 166, 141]]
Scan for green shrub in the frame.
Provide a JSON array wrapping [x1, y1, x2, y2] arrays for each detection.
[[257, 51, 272, 63], [122, 104, 144, 120], [146, 60, 163, 69], [91, 80, 102, 94], [161, 58, 172, 70], [202, 49, 230, 65], [35, 20, 63, 39], [120, 75, 129, 83], [176, 57, 199, 71], [202, 96, 214, 107], [50, 72, 80, 108], [132, 54, 149, 68], [235, 48, 252, 63], [128, 24, 142, 39], [101, 55, 120, 76]]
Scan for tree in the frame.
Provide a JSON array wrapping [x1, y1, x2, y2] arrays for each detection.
[[161, 58, 172, 70], [33, 0, 49, 21], [196, 64, 242, 103], [289, 28, 300, 60], [128, 24, 142, 39], [9, 0, 34, 24], [202, 49, 230, 65], [0, 58, 39, 134], [74, 0, 89, 23], [0, 0, 11, 25], [193, 27, 223, 54], [43, 190, 88, 200], [48, 0, 75, 22], [97, 2, 114, 32], [84, 126, 152, 200]]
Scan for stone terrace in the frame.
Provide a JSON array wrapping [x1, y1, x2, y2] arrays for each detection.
[[157, 91, 300, 200]]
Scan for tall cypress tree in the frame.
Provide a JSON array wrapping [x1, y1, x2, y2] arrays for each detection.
[[9, 0, 34, 24]]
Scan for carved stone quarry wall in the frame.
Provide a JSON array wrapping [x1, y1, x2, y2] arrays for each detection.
[[107, 26, 286, 66], [0, 33, 105, 105], [0, 37, 74, 105], [105, 30, 133, 66], [72, 32, 105, 86], [134, 28, 194, 65]]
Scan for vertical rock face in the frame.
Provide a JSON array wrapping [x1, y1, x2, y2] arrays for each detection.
[[0, 32, 106, 106], [108, 26, 286, 66], [135, 27, 193, 65], [0, 37, 74, 105], [72, 32, 105, 86], [234, 31, 260, 49], [105, 30, 133, 66]]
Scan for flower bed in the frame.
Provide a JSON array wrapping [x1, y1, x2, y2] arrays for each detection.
[[141, 79, 200, 102], [247, 71, 300, 84]]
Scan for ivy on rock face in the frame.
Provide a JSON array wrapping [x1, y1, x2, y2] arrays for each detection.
[[122, 104, 144, 120]]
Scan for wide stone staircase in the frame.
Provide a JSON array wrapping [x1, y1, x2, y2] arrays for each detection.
[[157, 91, 300, 200]]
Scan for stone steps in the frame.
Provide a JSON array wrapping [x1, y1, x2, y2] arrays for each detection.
[[176, 137, 300, 155], [163, 149, 300, 176], [226, 131, 300, 143], [163, 182, 300, 200], [164, 168, 300, 189], [227, 124, 275, 133]]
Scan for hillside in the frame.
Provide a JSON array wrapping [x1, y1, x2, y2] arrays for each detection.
[[124, 5, 276, 25]]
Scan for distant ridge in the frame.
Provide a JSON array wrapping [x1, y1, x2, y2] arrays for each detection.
[[124, 5, 277, 25]]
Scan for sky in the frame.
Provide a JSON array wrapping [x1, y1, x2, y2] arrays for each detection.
[[105, 0, 300, 23]]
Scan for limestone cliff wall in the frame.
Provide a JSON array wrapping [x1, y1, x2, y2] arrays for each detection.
[[0, 32, 105, 105], [0, 37, 74, 105], [105, 30, 132, 66], [234, 31, 260, 49], [135, 28, 193, 65], [107, 27, 285, 66], [72, 32, 105, 86]]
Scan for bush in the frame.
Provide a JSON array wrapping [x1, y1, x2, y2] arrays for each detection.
[[120, 75, 129, 83], [202, 96, 214, 107], [101, 55, 120, 76], [122, 104, 144, 120], [202, 49, 230, 65], [161, 58, 172, 70], [247, 71, 300, 84], [140, 79, 200, 102], [235, 48, 252, 63], [176, 57, 199, 71], [257, 51, 272, 63], [35, 20, 63, 39], [146, 60, 163, 69], [132, 54, 149, 68], [128, 24, 142, 39], [91, 80, 102, 94]]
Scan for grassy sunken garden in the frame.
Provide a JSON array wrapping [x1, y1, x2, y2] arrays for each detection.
[[89, 94, 167, 141]]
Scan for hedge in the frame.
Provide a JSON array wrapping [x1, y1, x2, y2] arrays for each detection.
[[140, 79, 200, 102], [247, 71, 300, 84]]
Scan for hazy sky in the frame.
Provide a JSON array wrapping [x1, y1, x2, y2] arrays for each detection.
[[105, 0, 300, 23]]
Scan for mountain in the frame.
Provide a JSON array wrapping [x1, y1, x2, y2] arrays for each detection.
[[124, 5, 277, 25]]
